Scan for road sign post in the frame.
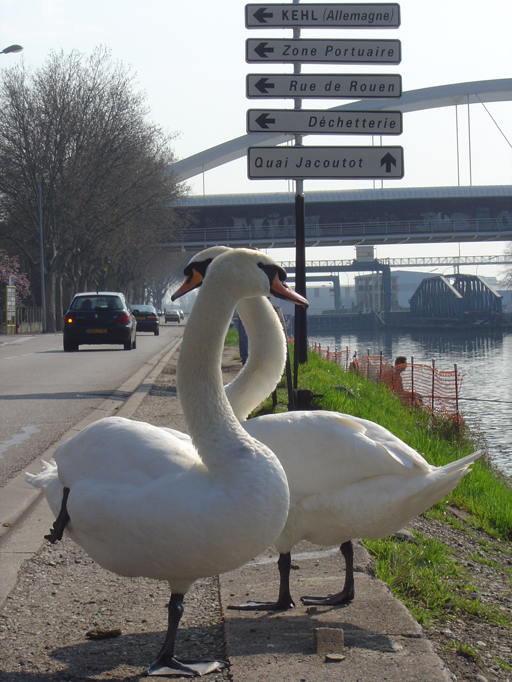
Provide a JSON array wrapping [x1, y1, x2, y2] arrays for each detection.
[[246, 73, 402, 99], [247, 108, 403, 134], [248, 146, 404, 179], [245, 3, 401, 28], [244, 0, 403, 376], [246, 38, 401, 64]]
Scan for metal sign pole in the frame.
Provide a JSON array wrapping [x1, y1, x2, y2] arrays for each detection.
[[292, 8, 308, 387], [245, 1, 404, 387]]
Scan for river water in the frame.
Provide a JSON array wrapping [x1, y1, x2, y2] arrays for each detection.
[[308, 328, 512, 477]]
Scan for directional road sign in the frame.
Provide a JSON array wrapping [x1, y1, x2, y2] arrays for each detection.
[[247, 146, 404, 179], [246, 73, 402, 99], [246, 38, 401, 64], [245, 4, 400, 29], [247, 109, 403, 134]]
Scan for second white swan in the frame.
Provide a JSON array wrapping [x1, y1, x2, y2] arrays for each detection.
[[174, 247, 482, 611]]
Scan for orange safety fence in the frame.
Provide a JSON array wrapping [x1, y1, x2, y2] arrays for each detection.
[[309, 344, 465, 421], [310, 343, 352, 370]]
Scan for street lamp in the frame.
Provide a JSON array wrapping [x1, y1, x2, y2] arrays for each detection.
[[37, 173, 46, 333], [1, 45, 24, 55]]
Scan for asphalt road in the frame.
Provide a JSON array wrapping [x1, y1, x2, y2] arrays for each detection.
[[0, 322, 185, 490]]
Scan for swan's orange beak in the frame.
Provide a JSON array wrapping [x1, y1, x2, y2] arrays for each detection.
[[271, 275, 309, 308], [171, 270, 203, 301]]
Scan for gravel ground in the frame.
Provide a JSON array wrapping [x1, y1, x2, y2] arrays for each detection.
[[1, 347, 511, 681], [410, 513, 512, 682]]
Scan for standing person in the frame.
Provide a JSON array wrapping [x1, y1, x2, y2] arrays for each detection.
[[392, 355, 407, 397], [393, 356, 422, 406], [238, 317, 249, 366]]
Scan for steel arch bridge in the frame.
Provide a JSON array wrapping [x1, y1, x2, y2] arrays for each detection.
[[410, 274, 503, 320], [171, 78, 512, 181]]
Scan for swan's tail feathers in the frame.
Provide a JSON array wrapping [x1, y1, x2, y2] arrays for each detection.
[[25, 460, 65, 531], [408, 448, 483, 519], [25, 459, 58, 489], [437, 449, 483, 478]]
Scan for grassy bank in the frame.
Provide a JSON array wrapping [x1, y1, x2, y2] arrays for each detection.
[[226, 332, 512, 630]]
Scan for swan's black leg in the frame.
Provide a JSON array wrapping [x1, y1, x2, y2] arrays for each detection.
[[44, 487, 71, 544], [228, 552, 295, 611], [301, 540, 355, 606], [146, 593, 227, 677]]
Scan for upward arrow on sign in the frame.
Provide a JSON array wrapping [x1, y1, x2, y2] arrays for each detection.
[[381, 152, 397, 172]]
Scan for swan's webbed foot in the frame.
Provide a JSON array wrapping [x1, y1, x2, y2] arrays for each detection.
[[228, 552, 295, 611], [300, 585, 354, 607], [146, 593, 228, 677], [301, 541, 355, 607], [44, 487, 70, 544], [227, 597, 295, 612], [145, 656, 227, 677]]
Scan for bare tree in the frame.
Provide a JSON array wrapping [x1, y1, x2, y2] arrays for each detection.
[[0, 47, 186, 331]]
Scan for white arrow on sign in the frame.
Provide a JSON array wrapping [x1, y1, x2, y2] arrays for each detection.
[[246, 38, 401, 64], [246, 73, 402, 99], [247, 109, 403, 134], [247, 146, 404, 179], [245, 3, 401, 29]]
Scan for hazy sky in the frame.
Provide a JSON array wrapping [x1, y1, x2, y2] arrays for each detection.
[[2, 0, 511, 278]]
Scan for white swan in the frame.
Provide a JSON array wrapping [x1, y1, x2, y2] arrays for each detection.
[[26, 249, 308, 675], [174, 247, 482, 611]]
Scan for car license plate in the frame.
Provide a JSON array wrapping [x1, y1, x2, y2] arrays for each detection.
[[86, 328, 107, 334], [135, 316, 145, 320]]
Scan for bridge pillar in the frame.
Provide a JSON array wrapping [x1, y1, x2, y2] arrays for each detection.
[[381, 265, 392, 313]]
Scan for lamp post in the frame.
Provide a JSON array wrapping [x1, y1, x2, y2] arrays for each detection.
[[1, 45, 24, 55], [37, 173, 46, 333]]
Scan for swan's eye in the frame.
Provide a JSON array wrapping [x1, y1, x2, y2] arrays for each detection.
[[183, 258, 213, 283]]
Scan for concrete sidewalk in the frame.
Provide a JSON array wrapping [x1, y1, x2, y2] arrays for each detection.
[[219, 541, 452, 682]]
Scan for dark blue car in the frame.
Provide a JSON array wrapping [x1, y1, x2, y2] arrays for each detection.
[[63, 292, 137, 352]]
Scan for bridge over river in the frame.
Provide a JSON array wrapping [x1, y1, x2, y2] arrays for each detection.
[[168, 79, 512, 252]]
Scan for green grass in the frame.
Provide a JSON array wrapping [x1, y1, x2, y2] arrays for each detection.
[[364, 532, 510, 627], [224, 328, 239, 347]]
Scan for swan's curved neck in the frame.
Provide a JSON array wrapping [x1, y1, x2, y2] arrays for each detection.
[[176, 285, 249, 461], [225, 298, 286, 421]]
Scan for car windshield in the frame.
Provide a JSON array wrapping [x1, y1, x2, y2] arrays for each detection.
[[72, 296, 123, 311]]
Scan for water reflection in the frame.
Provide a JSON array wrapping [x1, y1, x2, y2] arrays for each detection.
[[309, 329, 512, 477]]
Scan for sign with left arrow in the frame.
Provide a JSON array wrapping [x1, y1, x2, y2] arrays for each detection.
[[245, 3, 401, 29], [247, 108, 403, 134], [248, 146, 404, 179], [246, 38, 401, 63]]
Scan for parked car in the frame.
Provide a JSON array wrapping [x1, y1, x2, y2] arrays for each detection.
[[176, 308, 185, 320], [131, 304, 160, 335], [164, 310, 181, 324], [63, 292, 137, 352]]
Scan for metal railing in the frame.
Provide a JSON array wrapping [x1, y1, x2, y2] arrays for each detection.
[[167, 216, 511, 251]]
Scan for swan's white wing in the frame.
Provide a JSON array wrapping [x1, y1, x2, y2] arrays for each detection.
[[54, 417, 203, 487], [244, 411, 432, 498]]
